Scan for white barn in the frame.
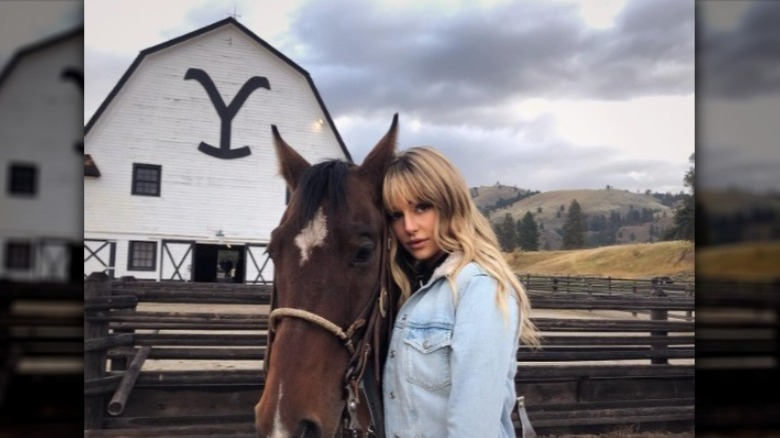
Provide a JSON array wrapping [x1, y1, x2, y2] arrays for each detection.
[[84, 18, 351, 284], [0, 27, 83, 283]]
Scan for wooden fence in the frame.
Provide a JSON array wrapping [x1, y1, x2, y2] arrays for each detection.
[[0, 281, 83, 436], [519, 274, 694, 297], [83, 273, 694, 437], [696, 278, 780, 435]]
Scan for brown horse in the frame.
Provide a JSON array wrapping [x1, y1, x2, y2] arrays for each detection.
[[255, 115, 399, 438]]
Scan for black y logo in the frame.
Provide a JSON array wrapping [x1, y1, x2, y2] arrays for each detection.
[[185, 68, 270, 159], [61, 67, 83, 90], [61, 67, 84, 152]]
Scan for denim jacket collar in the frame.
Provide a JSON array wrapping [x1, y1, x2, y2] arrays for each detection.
[[422, 251, 463, 289]]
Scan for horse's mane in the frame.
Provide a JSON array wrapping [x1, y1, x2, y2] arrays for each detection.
[[291, 160, 352, 229]]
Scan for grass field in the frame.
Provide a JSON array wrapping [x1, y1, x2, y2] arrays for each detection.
[[504, 240, 694, 281], [697, 241, 780, 281]]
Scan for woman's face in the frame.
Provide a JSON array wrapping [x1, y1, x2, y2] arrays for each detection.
[[388, 198, 442, 263]]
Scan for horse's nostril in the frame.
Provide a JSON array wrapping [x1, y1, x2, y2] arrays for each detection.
[[298, 420, 321, 438]]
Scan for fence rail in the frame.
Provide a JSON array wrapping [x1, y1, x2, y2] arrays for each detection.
[[696, 277, 780, 434], [0, 281, 83, 435], [520, 274, 694, 296], [83, 274, 695, 436]]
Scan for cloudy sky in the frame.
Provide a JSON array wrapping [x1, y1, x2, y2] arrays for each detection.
[[81, 0, 696, 194], [4, 2, 775, 195], [0, 1, 82, 67], [698, 1, 780, 194]]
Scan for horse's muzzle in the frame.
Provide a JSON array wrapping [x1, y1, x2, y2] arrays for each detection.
[[297, 420, 321, 438], [255, 420, 321, 438]]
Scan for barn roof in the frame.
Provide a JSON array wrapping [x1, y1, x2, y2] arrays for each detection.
[[0, 26, 83, 90], [84, 154, 101, 177], [85, 17, 352, 163]]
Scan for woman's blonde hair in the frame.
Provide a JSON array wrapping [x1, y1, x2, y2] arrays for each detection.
[[383, 147, 539, 347]]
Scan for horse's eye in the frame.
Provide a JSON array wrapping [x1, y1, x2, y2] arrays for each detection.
[[352, 243, 374, 265]]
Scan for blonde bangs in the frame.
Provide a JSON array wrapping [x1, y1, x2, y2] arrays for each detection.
[[382, 160, 437, 212]]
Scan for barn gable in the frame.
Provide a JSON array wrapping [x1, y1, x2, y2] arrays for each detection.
[[0, 27, 83, 283], [84, 18, 350, 283]]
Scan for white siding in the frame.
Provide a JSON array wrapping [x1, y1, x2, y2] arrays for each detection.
[[84, 23, 347, 278], [0, 31, 83, 281]]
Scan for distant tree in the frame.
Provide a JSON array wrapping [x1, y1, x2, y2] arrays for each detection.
[[664, 153, 695, 241], [492, 223, 504, 250], [497, 213, 517, 252], [630, 232, 636, 242], [562, 199, 585, 249], [537, 206, 543, 213], [517, 212, 540, 251]]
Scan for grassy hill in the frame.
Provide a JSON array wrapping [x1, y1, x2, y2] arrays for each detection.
[[699, 189, 780, 244], [504, 240, 694, 281], [481, 188, 674, 250], [699, 189, 780, 215], [471, 184, 533, 209], [698, 241, 780, 281]]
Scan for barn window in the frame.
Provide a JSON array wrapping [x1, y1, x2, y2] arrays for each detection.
[[132, 164, 161, 196], [128, 241, 157, 271], [4, 242, 33, 270], [7, 163, 38, 196]]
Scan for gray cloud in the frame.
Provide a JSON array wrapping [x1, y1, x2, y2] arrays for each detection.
[[698, 1, 780, 192], [82, 0, 693, 193], [700, 1, 780, 99], [288, 0, 693, 120], [344, 115, 689, 193]]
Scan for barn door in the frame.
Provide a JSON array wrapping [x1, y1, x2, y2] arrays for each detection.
[[246, 244, 274, 285], [84, 240, 116, 278], [161, 240, 194, 281], [38, 239, 70, 282]]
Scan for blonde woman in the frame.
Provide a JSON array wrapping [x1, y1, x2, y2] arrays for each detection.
[[382, 146, 539, 437]]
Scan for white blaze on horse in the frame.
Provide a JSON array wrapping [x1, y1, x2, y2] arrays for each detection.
[[255, 115, 400, 438]]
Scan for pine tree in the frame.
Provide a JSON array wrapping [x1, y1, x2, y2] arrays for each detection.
[[665, 153, 695, 241], [516, 212, 540, 251], [562, 199, 585, 249], [498, 213, 517, 252]]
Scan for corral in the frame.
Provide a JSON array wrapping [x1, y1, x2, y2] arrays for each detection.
[[0, 281, 83, 436], [83, 273, 694, 437]]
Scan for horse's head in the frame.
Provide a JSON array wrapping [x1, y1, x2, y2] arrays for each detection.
[[255, 115, 397, 438]]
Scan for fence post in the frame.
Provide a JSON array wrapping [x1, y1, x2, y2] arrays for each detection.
[[775, 279, 780, 368], [650, 277, 668, 365], [84, 272, 111, 429], [685, 283, 693, 319]]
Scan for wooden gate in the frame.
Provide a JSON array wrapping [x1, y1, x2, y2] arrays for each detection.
[[84, 240, 115, 279], [160, 240, 194, 281]]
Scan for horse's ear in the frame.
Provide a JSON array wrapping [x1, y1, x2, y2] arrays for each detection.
[[360, 113, 398, 185], [272, 125, 311, 190]]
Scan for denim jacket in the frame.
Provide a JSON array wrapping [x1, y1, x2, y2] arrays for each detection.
[[383, 253, 521, 437]]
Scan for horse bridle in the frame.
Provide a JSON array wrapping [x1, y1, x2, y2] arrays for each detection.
[[265, 230, 391, 438]]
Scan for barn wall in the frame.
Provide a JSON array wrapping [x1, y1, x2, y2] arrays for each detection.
[[84, 23, 347, 280], [0, 31, 83, 281]]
